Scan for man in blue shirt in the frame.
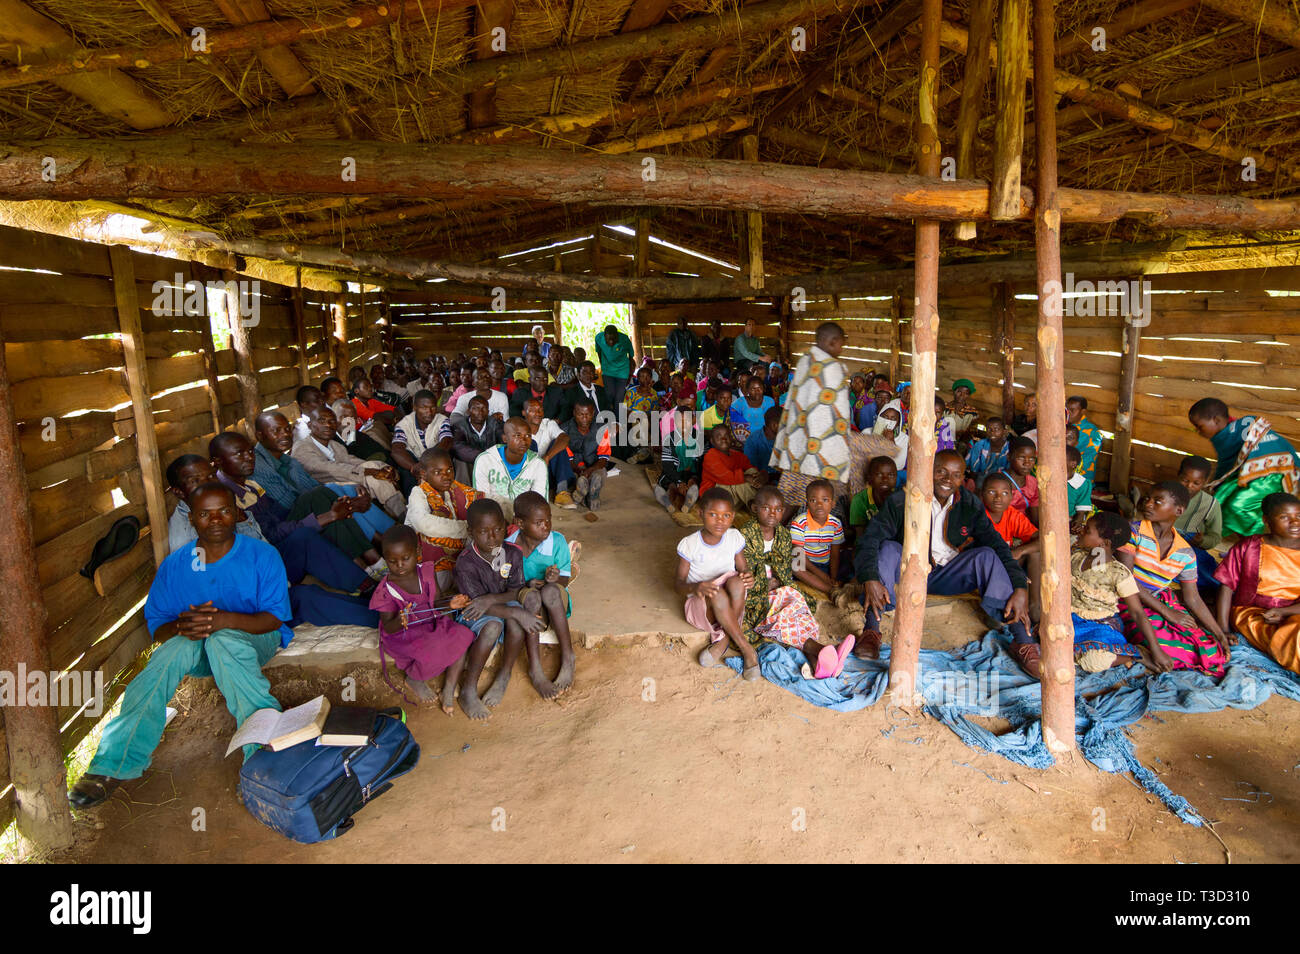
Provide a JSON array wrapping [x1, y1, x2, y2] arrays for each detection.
[[70, 483, 293, 808], [593, 323, 635, 408], [665, 315, 699, 371]]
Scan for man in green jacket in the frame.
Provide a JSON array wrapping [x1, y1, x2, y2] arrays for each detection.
[[853, 449, 1037, 676]]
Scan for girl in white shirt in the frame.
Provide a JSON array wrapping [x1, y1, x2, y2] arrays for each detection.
[[674, 488, 762, 680]]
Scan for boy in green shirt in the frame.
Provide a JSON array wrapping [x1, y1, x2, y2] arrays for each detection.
[[1066, 444, 1094, 533], [1176, 454, 1225, 590], [848, 456, 899, 535]]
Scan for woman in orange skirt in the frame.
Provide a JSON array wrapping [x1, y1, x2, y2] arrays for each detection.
[[1214, 492, 1300, 674]]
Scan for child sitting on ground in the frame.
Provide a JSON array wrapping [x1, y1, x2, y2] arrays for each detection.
[[699, 424, 764, 511], [1175, 454, 1225, 590], [452, 499, 546, 719], [742, 486, 853, 679], [505, 491, 577, 695], [1001, 437, 1040, 526], [1117, 481, 1231, 676], [790, 478, 847, 595], [675, 488, 761, 680], [934, 395, 956, 452], [983, 471, 1042, 620], [1066, 444, 1094, 534], [1214, 492, 1300, 674], [656, 396, 703, 512], [369, 525, 476, 711], [1070, 512, 1168, 673], [848, 455, 898, 537], [406, 447, 482, 590]]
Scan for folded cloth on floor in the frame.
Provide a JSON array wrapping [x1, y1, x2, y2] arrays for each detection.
[[723, 631, 1300, 826]]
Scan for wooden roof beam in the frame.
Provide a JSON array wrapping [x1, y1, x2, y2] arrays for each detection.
[[467, 0, 514, 129], [1201, 0, 1300, 49], [0, 0, 459, 92], [1055, 0, 1198, 59], [13, 138, 1300, 230], [0, 0, 173, 129], [940, 19, 1300, 184], [214, 0, 316, 98]]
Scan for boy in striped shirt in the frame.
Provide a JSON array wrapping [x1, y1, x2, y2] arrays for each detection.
[[790, 478, 846, 596]]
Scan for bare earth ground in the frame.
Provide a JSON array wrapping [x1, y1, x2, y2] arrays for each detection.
[[52, 465, 1300, 863]]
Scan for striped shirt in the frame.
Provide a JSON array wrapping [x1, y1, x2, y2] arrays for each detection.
[[789, 512, 845, 567], [1120, 519, 1197, 594]]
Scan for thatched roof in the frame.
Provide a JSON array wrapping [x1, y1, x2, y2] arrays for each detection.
[[2, 0, 1300, 280]]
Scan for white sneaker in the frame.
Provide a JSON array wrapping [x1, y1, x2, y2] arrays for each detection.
[[653, 485, 670, 509], [607, 466, 621, 477]]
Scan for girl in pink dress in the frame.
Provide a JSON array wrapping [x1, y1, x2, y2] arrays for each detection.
[[370, 525, 475, 713]]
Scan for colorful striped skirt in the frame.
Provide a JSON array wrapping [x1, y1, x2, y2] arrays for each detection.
[[1119, 587, 1228, 677]]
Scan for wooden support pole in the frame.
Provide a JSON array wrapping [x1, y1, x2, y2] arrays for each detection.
[[997, 281, 1016, 421], [0, 321, 75, 851], [629, 219, 648, 360], [890, 0, 943, 704], [741, 134, 764, 290], [110, 246, 170, 568], [223, 269, 262, 439], [318, 298, 332, 381], [381, 291, 394, 362], [291, 267, 311, 386], [991, 0, 1030, 220], [1031, 0, 1076, 754], [332, 292, 349, 378], [192, 264, 226, 434], [954, 0, 994, 240], [778, 295, 792, 363], [552, 251, 565, 346], [889, 286, 903, 389], [1111, 293, 1143, 492]]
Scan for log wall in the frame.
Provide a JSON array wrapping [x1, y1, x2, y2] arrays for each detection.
[[0, 225, 344, 828]]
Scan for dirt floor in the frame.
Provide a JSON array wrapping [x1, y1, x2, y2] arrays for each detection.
[[51, 464, 1300, 864]]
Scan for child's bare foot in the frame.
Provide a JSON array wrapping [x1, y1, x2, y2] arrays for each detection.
[[554, 654, 575, 693], [528, 662, 559, 700], [698, 641, 726, 667], [483, 668, 512, 707], [459, 687, 490, 720], [404, 675, 438, 706], [440, 678, 458, 716]]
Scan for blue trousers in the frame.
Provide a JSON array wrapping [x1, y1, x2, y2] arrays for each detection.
[[290, 584, 379, 628], [869, 540, 1017, 622], [277, 525, 367, 593], [549, 451, 576, 494], [88, 628, 280, 779], [326, 482, 395, 541]]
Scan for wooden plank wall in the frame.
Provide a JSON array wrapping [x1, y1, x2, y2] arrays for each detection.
[[0, 225, 333, 827]]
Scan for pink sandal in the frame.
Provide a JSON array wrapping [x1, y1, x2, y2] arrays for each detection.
[[813, 644, 839, 679]]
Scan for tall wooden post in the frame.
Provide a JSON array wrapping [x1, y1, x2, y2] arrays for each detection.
[[332, 291, 349, 378], [630, 218, 649, 361], [381, 291, 395, 362], [552, 251, 564, 346], [997, 281, 1017, 421], [954, 0, 994, 240], [1111, 285, 1143, 492], [111, 246, 170, 567], [0, 323, 75, 851], [888, 286, 903, 386], [1032, 0, 1075, 753], [292, 267, 311, 386], [778, 295, 792, 362], [741, 134, 764, 290], [889, 0, 943, 703], [991, 0, 1030, 219], [192, 263, 226, 434], [224, 269, 262, 439]]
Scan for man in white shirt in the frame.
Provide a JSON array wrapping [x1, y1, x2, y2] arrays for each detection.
[[451, 367, 509, 421], [521, 396, 577, 509]]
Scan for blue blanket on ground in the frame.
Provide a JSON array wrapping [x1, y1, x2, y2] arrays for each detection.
[[723, 631, 1300, 826]]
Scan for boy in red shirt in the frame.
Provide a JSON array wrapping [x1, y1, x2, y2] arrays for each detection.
[[699, 425, 764, 511], [982, 471, 1042, 622]]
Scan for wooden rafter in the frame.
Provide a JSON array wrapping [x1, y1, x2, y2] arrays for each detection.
[[0, 0, 173, 129], [12, 138, 1300, 229], [468, 0, 515, 129], [213, 0, 317, 98]]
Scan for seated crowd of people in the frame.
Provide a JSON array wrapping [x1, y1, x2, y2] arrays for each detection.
[[67, 317, 1300, 809]]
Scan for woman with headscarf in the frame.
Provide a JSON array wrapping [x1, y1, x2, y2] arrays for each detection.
[[946, 378, 980, 439], [871, 400, 909, 474]]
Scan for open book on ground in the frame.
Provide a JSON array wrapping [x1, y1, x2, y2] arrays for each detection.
[[226, 695, 331, 756]]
